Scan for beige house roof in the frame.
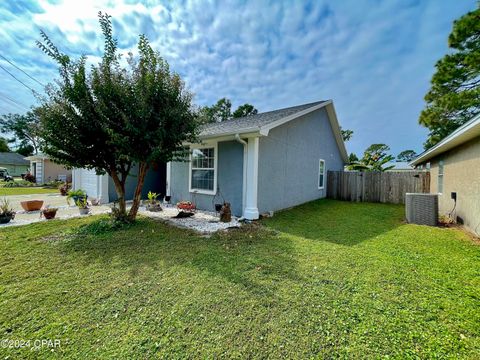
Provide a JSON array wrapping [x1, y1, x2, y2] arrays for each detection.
[[410, 113, 480, 166]]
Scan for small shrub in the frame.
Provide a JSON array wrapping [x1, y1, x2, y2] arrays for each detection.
[[43, 180, 64, 189], [76, 218, 130, 236], [0, 198, 15, 219], [24, 173, 36, 183], [59, 182, 71, 196], [3, 180, 35, 188]]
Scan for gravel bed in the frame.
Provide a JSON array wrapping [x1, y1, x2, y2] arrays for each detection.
[[1, 204, 241, 233], [140, 206, 241, 233]]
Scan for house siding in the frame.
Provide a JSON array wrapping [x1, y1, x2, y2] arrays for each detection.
[[426, 137, 480, 236], [43, 160, 72, 183], [108, 163, 166, 202], [257, 108, 344, 213], [170, 140, 244, 216]]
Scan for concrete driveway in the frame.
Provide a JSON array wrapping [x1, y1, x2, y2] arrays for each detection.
[[1, 193, 112, 227]]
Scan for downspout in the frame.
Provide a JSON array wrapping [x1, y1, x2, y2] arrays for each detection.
[[235, 134, 248, 220]]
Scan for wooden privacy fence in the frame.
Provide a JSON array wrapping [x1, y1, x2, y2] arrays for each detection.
[[327, 171, 430, 204]]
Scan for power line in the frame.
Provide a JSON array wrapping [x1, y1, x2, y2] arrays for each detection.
[[0, 91, 30, 110], [0, 63, 40, 95], [0, 54, 45, 87], [0, 95, 29, 112]]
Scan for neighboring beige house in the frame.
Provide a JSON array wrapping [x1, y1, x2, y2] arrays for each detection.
[[410, 114, 480, 236], [24, 153, 72, 184]]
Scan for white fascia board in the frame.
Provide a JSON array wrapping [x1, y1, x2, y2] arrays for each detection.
[[187, 131, 262, 145], [325, 102, 349, 163], [410, 114, 480, 166]]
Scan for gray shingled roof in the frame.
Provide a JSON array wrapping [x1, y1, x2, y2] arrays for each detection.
[[0, 152, 29, 166], [200, 100, 328, 137]]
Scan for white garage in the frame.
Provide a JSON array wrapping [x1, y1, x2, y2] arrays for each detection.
[[72, 164, 166, 204], [72, 168, 109, 203]]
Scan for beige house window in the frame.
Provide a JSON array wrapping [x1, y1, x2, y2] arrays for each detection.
[[438, 160, 444, 194]]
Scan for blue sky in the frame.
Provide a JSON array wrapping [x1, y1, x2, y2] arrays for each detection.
[[0, 0, 476, 157]]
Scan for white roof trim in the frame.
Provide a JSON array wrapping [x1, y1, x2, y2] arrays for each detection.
[[24, 154, 49, 161], [198, 100, 349, 163], [410, 113, 480, 166]]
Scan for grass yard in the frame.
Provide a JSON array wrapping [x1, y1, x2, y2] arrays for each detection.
[[0, 200, 479, 358], [0, 185, 58, 196]]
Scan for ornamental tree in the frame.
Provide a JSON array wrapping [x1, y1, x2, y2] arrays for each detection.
[[347, 143, 395, 172], [0, 111, 43, 155], [232, 103, 258, 118], [419, 6, 480, 149], [36, 12, 198, 221], [396, 150, 417, 163]]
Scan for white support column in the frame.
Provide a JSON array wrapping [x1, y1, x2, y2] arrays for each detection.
[[244, 137, 259, 220], [166, 162, 171, 196]]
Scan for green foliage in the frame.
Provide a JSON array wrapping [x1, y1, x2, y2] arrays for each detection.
[[16, 144, 34, 157], [147, 190, 159, 204], [0, 197, 15, 217], [36, 12, 198, 221], [419, 6, 480, 149], [199, 98, 258, 123], [0, 111, 42, 154], [67, 189, 86, 205], [347, 143, 395, 171], [232, 103, 258, 118], [0, 201, 479, 357], [340, 128, 353, 142], [396, 150, 417, 162], [198, 98, 232, 123], [3, 180, 35, 188], [75, 217, 131, 236], [0, 137, 10, 152], [348, 152, 358, 164], [75, 197, 89, 209]]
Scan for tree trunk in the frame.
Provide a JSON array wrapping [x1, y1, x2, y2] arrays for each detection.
[[110, 169, 127, 218], [128, 161, 148, 221]]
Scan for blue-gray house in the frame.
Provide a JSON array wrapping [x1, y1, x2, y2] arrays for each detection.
[[168, 100, 348, 219]]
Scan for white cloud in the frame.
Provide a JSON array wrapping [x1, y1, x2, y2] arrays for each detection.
[[0, 0, 476, 155]]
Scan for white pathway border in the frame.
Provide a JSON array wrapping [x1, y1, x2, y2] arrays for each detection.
[[1, 202, 241, 234]]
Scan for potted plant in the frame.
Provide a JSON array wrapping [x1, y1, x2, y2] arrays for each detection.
[[59, 182, 71, 196], [67, 189, 87, 205], [0, 198, 15, 224], [146, 191, 162, 212], [75, 197, 90, 215], [41, 206, 58, 220], [177, 200, 196, 212]]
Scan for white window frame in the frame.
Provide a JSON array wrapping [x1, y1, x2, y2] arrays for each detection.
[[318, 159, 325, 190], [438, 160, 444, 194], [189, 143, 218, 195]]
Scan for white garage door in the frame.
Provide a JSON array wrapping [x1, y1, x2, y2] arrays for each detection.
[[80, 169, 99, 198], [73, 169, 109, 203]]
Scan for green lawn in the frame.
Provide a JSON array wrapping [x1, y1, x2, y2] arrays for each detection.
[[0, 186, 58, 196], [0, 200, 479, 358]]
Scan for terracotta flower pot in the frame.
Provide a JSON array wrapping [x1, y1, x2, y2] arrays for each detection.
[[42, 208, 57, 219], [20, 200, 44, 212]]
